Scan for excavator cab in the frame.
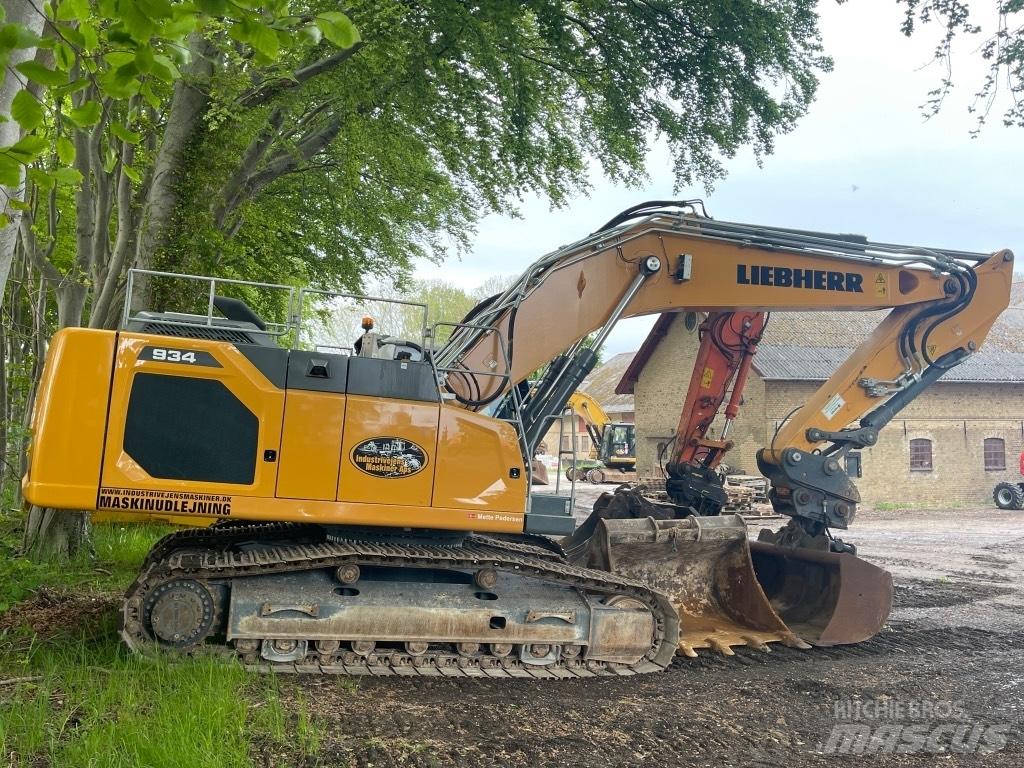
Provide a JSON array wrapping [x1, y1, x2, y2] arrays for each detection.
[[599, 423, 636, 467]]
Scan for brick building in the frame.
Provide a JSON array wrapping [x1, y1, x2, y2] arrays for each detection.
[[616, 287, 1024, 506]]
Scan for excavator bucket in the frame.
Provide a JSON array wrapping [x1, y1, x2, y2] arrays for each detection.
[[749, 541, 893, 646], [564, 509, 806, 656], [563, 489, 894, 656]]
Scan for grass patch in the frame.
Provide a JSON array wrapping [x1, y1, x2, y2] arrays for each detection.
[[0, 631, 312, 768], [872, 500, 975, 511], [0, 502, 324, 768], [0, 512, 177, 614]]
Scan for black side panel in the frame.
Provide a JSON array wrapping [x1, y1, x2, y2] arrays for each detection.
[[124, 373, 258, 484], [286, 350, 349, 393], [235, 344, 288, 389], [347, 357, 439, 402]]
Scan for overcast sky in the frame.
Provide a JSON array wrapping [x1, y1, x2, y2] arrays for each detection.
[[412, 0, 1023, 357]]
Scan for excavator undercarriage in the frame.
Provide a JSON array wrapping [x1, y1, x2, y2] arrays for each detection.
[[123, 522, 678, 676], [22, 202, 1014, 676]]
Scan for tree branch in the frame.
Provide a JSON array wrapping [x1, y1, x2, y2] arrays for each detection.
[[213, 106, 286, 228], [237, 42, 364, 108]]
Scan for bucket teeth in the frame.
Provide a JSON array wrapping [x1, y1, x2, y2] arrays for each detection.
[[707, 638, 736, 656], [781, 634, 813, 651], [678, 642, 698, 659], [741, 635, 770, 653]]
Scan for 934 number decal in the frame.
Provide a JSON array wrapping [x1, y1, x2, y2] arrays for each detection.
[[139, 346, 221, 368], [152, 348, 197, 363]]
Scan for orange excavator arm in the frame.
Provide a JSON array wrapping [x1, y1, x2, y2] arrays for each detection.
[[663, 310, 766, 514]]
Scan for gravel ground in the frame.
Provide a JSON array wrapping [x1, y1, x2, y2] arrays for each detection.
[[276, 494, 1024, 768]]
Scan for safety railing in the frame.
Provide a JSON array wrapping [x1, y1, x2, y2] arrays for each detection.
[[122, 269, 298, 341]]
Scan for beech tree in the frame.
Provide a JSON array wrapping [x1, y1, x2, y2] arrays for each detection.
[[2, 0, 830, 559]]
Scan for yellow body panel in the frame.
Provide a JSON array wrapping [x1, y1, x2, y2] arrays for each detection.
[[433, 406, 526, 512], [22, 329, 114, 510], [336, 395, 439, 507], [277, 390, 346, 500], [24, 329, 530, 531], [91, 496, 523, 533], [100, 333, 285, 499]]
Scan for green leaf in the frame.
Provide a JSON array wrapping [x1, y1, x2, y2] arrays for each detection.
[[232, 18, 279, 60], [4, 134, 48, 163], [54, 40, 75, 70], [68, 100, 102, 127], [0, 214, 8, 229], [56, 0, 91, 22], [134, 44, 154, 73], [11, 90, 44, 131], [110, 122, 141, 144], [117, 0, 157, 43], [123, 164, 141, 183], [56, 136, 75, 164], [15, 60, 67, 87], [61, 26, 86, 47], [27, 167, 54, 190], [150, 54, 180, 83], [9, 198, 32, 211], [79, 21, 99, 50], [139, 81, 161, 110], [160, 10, 197, 39], [195, 0, 227, 14], [51, 77, 89, 100], [54, 166, 84, 186], [137, 0, 173, 19], [0, 158, 20, 187], [299, 24, 322, 46], [99, 61, 140, 98], [315, 12, 359, 48], [0, 22, 42, 49]]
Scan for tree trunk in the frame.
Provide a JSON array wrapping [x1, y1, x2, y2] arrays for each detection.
[[0, 313, 8, 493], [133, 36, 215, 302], [0, 0, 46, 300], [23, 507, 89, 560], [56, 281, 88, 329]]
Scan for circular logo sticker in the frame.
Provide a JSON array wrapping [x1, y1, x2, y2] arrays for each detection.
[[351, 437, 428, 478]]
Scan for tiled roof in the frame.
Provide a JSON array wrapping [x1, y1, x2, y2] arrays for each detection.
[[754, 344, 1024, 383], [580, 351, 635, 414]]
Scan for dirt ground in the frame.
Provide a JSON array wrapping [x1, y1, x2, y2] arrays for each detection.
[[277, 490, 1024, 768]]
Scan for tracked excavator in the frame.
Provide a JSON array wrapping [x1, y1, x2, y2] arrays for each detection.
[[561, 392, 638, 484], [23, 201, 1012, 676]]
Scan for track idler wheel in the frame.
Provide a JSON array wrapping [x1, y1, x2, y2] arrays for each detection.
[[142, 579, 219, 649]]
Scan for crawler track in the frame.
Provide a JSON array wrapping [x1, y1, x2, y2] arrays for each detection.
[[121, 524, 679, 678]]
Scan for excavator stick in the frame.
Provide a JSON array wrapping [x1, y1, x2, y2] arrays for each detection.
[[562, 489, 892, 657], [749, 541, 893, 646]]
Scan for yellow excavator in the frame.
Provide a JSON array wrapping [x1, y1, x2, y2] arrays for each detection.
[[22, 201, 1012, 676], [562, 392, 637, 484]]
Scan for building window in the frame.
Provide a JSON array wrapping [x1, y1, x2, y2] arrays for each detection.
[[984, 438, 1006, 471], [909, 438, 933, 472]]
